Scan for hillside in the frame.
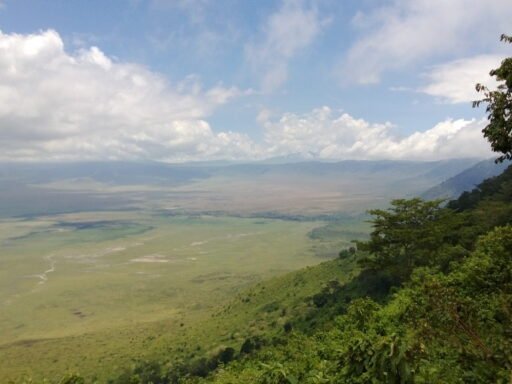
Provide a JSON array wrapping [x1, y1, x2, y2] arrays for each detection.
[[6, 164, 512, 383], [97, 164, 512, 384], [3, 5, 512, 384], [421, 158, 510, 200]]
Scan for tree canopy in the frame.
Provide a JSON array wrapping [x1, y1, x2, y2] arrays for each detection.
[[475, 34, 512, 163], [356, 198, 461, 281], [22, 34, 512, 384]]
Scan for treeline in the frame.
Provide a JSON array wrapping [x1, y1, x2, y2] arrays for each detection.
[[15, 34, 512, 384], [185, 163, 512, 383], [17, 164, 512, 384], [44, 162, 508, 384]]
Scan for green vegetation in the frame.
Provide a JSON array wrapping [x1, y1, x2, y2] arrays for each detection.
[[166, 162, 510, 384], [356, 198, 463, 281], [18, 161, 511, 383], [65, 58, 512, 382], [421, 158, 510, 201], [475, 34, 512, 163], [5, 32, 512, 384], [1, 212, 365, 382]]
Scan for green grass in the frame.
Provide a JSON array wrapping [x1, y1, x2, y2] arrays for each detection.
[[0, 211, 367, 382]]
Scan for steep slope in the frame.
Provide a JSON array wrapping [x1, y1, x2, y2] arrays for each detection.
[[421, 158, 510, 200], [12, 163, 512, 383], [184, 164, 512, 384]]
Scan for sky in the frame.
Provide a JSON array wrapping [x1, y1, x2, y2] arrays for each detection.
[[0, 0, 510, 162]]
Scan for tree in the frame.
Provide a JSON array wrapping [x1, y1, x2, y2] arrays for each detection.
[[474, 34, 512, 163], [338, 246, 356, 259], [357, 199, 460, 281]]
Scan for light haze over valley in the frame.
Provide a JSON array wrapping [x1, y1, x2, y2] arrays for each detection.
[[0, 1, 511, 382]]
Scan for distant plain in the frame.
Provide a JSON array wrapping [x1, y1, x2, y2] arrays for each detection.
[[0, 159, 487, 380], [0, 211, 367, 380]]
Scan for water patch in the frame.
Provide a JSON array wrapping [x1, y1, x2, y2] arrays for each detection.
[[57, 220, 121, 230]]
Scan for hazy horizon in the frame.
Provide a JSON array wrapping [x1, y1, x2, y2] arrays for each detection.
[[0, 1, 511, 382]]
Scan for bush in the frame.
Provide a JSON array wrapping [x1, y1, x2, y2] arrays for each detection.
[[240, 336, 265, 355]]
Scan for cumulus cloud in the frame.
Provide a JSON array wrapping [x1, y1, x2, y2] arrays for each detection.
[[341, 0, 512, 84], [0, 29, 494, 162], [260, 107, 492, 160], [246, 0, 328, 92], [0, 29, 258, 161], [420, 55, 501, 103]]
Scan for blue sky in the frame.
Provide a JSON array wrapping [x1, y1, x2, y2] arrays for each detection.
[[0, 0, 510, 162]]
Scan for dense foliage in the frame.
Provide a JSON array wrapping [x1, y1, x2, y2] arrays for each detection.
[[356, 198, 463, 280], [18, 155, 512, 384], [15, 34, 512, 384], [13, 179, 512, 384], [49, 161, 508, 384], [181, 165, 511, 384], [475, 34, 512, 163]]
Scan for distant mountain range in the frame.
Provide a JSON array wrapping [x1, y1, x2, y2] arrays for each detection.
[[421, 158, 511, 201], [0, 158, 482, 187], [0, 158, 495, 217]]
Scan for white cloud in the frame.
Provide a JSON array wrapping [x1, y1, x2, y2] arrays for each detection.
[[341, 0, 512, 84], [0, 30, 494, 163], [260, 107, 492, 160], [0, 30, 259, 161], [420, 55, 501, 103], [246, 0, 328, 92]]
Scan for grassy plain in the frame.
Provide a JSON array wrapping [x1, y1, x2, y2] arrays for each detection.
[[0, 211, 368, 381]]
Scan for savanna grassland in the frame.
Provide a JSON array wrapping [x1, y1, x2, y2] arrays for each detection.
[[0, 158, 498, 382], [0, 208, 368, 381]]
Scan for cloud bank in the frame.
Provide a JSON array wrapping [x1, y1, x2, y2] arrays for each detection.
[[261, 107, 492, 161], [0, 30, 494, 162], [342, 0, 512, 84], [0, 29, 258, 161]]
